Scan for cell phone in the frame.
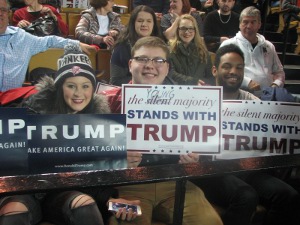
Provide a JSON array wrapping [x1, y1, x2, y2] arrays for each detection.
[[108, 202, 142, 215]]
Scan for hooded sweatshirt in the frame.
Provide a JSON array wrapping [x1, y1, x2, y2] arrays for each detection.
[[220, 31, 285, 89]]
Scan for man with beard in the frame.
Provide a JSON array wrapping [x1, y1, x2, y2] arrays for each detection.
[[212, 44, 258, 100], [220, 6, 285, 95], [194, 44, 300, 225], [203, 0, 240, 52]]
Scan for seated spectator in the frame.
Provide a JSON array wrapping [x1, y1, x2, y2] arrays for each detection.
[[203, 0, 239, 52], [132, 0, 170, 18], [169, 14, 214, 85], [220, 6, 285, 94], [75, 0, 124, 50], [103, 36, 224, 225], [0, 0, 95, 92], [195, 43, 300, 225], [0, 44, 140, 225], [161, 0, 204, 40], [109, 5, 162, 86], [12, 0, 68, 36]]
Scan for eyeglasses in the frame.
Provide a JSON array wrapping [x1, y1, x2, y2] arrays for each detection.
[[178, 27, 195, 33], [132, 56, 167, 66], [0, 7, 10, 14]]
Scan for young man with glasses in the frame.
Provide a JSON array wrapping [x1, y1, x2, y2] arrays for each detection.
[[102, 36, 223, 225], [0, 0, 95, 92]]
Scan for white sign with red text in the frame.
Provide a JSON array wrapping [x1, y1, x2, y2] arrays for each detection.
[[217, 100, 300, 159], [122, 84, 222, 155]]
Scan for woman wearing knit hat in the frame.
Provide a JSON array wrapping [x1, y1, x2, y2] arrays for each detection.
[[0, 44, 140, 225], [24, 44, 108, 114]]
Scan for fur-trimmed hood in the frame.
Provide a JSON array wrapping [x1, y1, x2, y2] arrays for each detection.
[[22, 76, 111, 114]]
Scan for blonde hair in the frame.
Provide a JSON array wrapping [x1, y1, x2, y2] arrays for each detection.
[[169, 14, 208, 63]]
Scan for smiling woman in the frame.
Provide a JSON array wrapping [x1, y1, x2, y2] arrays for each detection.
[[109, 5, 163, 86], [0, 44, 139, 225], [168, 14, 214, 86]]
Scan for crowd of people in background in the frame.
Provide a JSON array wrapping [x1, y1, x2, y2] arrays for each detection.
[[1, 0, 300, 225]]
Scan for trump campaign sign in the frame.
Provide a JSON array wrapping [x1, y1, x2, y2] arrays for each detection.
[[217, 100, 300, 159], [121, 84, 222, 155]]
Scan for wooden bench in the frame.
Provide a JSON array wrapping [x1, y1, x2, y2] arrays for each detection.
[[27, 48, 111, 83], [28, 48, 97, 72]]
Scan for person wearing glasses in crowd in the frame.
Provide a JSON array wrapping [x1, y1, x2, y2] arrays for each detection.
[[75, 0, 124, 50], [109, 5, 162, 86], [0, 0, 95, 92], [161, 0, 204, 40], [169, 14, 214, 85], [102, 35, 223, 225], [12, 0, 68, 36]]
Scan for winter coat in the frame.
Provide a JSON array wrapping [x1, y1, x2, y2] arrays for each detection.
[[22, 76, 111, 114], [21, 76, 116, 224], [75, 7, 123, 46], [169, 42, 214, 85]]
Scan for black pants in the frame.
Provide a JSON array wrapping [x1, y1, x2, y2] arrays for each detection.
[[194, 172, 300, 225]]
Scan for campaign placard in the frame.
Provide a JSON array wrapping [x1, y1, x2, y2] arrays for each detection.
[[0, 108, 28, 176], [27, 114, 127, 173], [217, 100, 300, 159], [122, 85, 222, 155]]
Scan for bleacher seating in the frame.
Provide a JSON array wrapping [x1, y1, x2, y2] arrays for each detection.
[[27, 48, 110, 83]]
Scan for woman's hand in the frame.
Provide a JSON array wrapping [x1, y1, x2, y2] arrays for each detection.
[[179, 153, 199, 164], [103, 35, 115, 48], [17, 19, 31, 28], [108, 30, 119, 38], [41, 7, 57, 20]]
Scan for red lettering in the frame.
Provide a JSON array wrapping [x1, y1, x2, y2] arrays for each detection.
[[127, 124, 142, 140], [202, 126, 216, 142]]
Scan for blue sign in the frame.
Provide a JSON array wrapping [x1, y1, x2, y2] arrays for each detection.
[[0, 108, 28, 176], [0, 108, 127, 175], [27, 114, 127, 173]]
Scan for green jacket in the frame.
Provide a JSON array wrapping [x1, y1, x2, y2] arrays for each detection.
[[169, 42, 214, 85]]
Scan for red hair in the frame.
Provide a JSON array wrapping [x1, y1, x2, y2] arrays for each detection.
[[181, 0, 191, 14]]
